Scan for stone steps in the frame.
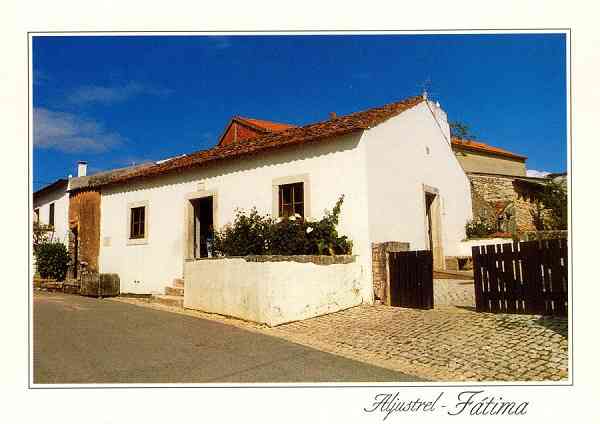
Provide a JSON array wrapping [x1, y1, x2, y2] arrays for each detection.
[[151, 295, 184, 308], [165, 286, 184, 296]]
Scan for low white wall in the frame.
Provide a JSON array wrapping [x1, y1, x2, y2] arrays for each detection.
[[183, 257, 364, 327], [457, 238, 514, 256]]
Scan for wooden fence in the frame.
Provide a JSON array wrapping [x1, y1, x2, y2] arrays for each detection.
[[472, 239, 568, 315], [388, 250, 434, 309]]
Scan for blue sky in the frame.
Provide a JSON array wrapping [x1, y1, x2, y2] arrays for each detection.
[[33, 34, 567, 190]]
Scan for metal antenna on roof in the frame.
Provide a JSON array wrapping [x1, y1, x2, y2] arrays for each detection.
[[418, 78, 438, 100]]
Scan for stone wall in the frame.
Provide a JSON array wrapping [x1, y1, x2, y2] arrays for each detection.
[[371, 241, 409, 301], [68, 190, 101, 274], [468, 174, 543, 233]]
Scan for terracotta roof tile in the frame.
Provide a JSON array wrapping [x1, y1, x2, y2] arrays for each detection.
[[451, 137, 527, 160], [84, 95, 425, 189], [234, 116, 297, 133]]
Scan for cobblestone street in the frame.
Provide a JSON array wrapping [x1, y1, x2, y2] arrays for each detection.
[[113, 296, 568, 382], [271, 305, 568, 382]]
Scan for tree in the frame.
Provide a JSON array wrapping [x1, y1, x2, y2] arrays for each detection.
[[536, 179, 568, 230], [449, 121, 475, 139]]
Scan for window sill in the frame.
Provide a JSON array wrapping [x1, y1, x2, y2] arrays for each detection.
[[127, 238, 148, 246]]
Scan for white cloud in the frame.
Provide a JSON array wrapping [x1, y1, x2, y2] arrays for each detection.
[[67, 82, 173, 104], [526, 169, 550, 178], [33, 108, 125, 153]]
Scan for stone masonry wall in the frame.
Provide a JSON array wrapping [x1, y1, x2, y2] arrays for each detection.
[[468, 174, 541, 233], [371, 241, 409, 302], [68, 190, 101, 273]]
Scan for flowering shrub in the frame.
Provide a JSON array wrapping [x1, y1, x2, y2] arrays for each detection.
[[213, 195, 353, 256], [465, 218, 496, 239]]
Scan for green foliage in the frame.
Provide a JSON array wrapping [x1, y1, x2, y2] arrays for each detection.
[[449, 121, 475, 139], [465, 218, 496, 239], [212, 208, 272, 256], [35, 242, 69, 281], [213, 195, 353, 257], [534, 179, 568, 230]]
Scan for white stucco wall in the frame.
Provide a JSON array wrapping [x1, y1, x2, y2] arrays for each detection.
[[33, 186, 69, 246], [457, 238, 514, 257], [99, 133, 373, 297], [363, 101, 473, 257], [184, 258, 364, 326]]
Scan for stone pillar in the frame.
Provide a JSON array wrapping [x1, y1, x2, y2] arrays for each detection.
[[371, 241, 409, 303]]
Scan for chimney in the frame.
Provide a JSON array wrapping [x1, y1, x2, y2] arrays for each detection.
[[329, 112, 337, 120], [77, 161, 88, 177]]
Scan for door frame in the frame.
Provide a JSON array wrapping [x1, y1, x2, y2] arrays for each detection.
[[184, 189, 218, 261], [421, 184, 445, 270]]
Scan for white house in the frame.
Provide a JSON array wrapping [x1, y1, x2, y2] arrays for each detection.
[[65, 94, 472, 311], [33, 178, 70, 245]]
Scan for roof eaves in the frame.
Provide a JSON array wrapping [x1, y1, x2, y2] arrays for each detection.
[[88, 94, 424, 189]]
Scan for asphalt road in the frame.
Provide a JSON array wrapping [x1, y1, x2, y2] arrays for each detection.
[[33, 292, 423, 384]]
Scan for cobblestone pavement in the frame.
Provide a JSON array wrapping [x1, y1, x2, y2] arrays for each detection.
[[433, 279, 475, 307], [271, 305, 568, 382], [112, 298, 568, 382]]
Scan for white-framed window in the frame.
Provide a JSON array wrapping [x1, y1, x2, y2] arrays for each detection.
[[272, 174, 311, 219], [278, 182, 304, 218], [127, 201, 149, 245]]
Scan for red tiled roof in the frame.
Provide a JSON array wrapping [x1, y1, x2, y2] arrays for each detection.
[[83, 95, 425, 189], [451, 137, 527, 161], [234, 116, 297, 133], [216, 116, 298, 147]]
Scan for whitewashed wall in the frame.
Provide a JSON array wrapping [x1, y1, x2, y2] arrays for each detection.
[[184, 258, 364, 326], [363, 101, 473, 257], [33, 187, 69, 246], [99, 133, 373, 297]]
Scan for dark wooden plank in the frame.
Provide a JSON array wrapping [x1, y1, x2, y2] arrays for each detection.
[[502, 243, 517, 313], [488, 243, 501, 313], [513, 242, 525, 313], [548, 239, 566, 315], [481, 244, 491, 312], [424, 251, 434, 309], [472, 245, 484, 312]]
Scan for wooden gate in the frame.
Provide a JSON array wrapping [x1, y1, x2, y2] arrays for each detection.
[[472, 239, 568, 315], [388, 250, 434, 309]]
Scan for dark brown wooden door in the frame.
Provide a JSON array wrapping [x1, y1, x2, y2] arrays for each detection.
[[388, 250, 434, 309]]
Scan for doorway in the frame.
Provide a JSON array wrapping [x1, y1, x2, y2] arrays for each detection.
[[70, 226, 79, 279], [190, 196, 214, 258], [423, 189, 444, 270]]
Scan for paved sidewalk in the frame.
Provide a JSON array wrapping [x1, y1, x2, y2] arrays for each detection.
[[113, 297, 568, 382]]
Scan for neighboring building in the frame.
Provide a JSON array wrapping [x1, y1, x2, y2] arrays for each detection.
[[451, 136, 555, 234], [33, 178, 69, 245], [468, 172, 548, 234], [66, 161, 155, 279], [451, 137, 527, 177], [67, 94, 473, 300]]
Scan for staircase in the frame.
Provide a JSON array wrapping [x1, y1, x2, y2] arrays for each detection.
[[151, 278, 184, 307]]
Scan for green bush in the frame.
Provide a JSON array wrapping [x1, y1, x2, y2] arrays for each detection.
[[35, 242, 69, 281], [212, 208, 272, 256], [213, 195, 353, 257]]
